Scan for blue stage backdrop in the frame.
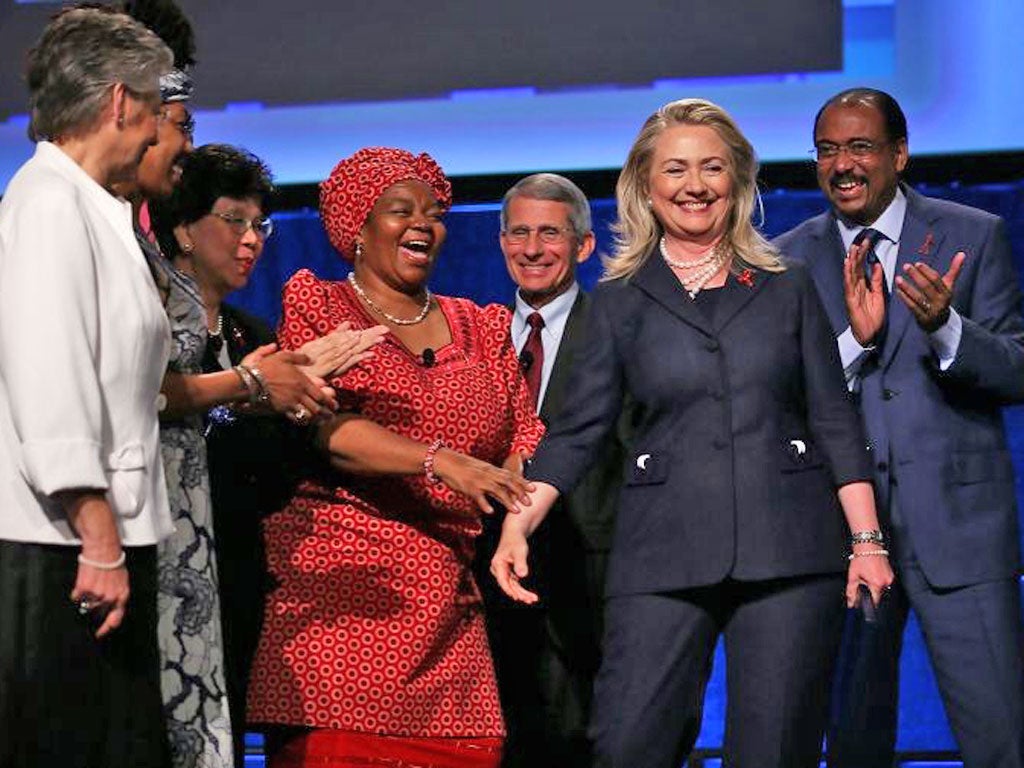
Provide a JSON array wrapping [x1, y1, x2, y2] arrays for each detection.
[[231, 180, 1024, 757]]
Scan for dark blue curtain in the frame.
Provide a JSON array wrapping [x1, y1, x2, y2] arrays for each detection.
[[233, 181, 1024, 756]]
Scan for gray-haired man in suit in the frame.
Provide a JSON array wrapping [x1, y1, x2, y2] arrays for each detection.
[[475, 173, 627, 767]]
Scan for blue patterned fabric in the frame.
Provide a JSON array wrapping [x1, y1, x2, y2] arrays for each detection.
[[141, 234, 234, 768]]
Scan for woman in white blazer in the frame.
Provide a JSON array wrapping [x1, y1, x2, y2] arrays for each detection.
[[0, 9, 177, 768]]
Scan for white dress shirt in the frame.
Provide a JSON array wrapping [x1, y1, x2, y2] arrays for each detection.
[[0, 141, 173, 545], [511, 283, 579, 413], [836, 188, 961, 384]]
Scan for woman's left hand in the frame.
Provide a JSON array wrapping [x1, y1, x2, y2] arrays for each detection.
[[846, 548, 895, 608], [298, 322, 388, 379]]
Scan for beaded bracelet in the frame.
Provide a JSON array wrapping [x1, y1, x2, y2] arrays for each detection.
[[78, 551, 127, 570], [423, 439, 445, 484], [850, 529, 885, 547], [847, 549, 889, 561]]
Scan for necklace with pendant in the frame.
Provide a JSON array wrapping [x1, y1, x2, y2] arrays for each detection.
[[348, 272, 432, 325]]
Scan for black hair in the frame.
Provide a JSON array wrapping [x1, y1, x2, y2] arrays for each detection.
[[151, 143, 275, 258], [813, 88, 908, 144], [122, 0, 195, 68]]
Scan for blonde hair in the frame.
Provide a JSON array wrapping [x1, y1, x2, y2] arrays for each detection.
[[604, 98, 783, 282]]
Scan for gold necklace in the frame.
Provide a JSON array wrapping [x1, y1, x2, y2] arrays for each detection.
[[348, 272, 432, 325]]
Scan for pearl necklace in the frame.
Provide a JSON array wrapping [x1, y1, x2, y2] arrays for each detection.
[[659, 236, 720, 269], [348, 272, 432, 325], [660, 237, 728, 299], [209, 312, 223, 337]]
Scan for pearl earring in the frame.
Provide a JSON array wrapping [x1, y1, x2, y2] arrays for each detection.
[[354, 242, 364, 258]]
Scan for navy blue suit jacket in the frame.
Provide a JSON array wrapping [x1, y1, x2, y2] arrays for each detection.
[[775, 186, 1024, 588], [529, 254, 872, 597]]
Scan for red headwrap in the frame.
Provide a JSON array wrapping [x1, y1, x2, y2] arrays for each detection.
[[319, 147, 453, 259]]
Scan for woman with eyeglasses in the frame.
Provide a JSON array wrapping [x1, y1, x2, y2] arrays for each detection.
[[145, 143, 385, 767], [245, 146, 543, 768]]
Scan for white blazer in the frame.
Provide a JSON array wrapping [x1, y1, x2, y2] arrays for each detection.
[[0, 142, 173, 546]]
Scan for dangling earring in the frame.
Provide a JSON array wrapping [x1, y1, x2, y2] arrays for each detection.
[[354, 241, 364, 259]]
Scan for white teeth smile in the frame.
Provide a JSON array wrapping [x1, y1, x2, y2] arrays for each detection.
[[402, 240, 431, 253], [678, 201, 710, 210]]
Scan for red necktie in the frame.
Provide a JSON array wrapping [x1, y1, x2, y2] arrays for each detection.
[[522, 312, 545, 409]]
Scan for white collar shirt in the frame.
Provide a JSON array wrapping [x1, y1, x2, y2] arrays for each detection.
[[511, 283, 579, 413]]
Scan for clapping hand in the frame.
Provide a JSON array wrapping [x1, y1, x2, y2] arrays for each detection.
[[843, 237, 887, 346], [894, 253, 965, 333]]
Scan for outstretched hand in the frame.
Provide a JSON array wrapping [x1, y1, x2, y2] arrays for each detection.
[[490, 528, 539, 604], [241, 343, 337, 421], [431, 448, 534, 515], [298, 322, 388, 379]]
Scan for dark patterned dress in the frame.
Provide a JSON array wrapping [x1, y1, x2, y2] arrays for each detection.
[[247, 269, 544, 740], [141, 234, 234, 768]]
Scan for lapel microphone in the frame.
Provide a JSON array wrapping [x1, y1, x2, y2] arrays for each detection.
[[421, 348, 436, 367], [519, 349, 534, 372]]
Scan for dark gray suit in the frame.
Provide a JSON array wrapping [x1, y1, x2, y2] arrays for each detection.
[[775, 185, 1024, 767], [476, 290, 628, 768], [529, 257, 872, 767]]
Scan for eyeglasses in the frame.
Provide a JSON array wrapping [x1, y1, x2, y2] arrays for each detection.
[[811, 140, 888, 163], [503, 225, 575, 244], [211, 211, 274, 240], [162, 110, 195, 141]]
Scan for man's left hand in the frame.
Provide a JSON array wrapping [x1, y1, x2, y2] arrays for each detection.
[[894, 251, 966, 332]]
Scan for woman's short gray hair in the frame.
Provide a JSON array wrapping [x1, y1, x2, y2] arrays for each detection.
[[500, 173, 593, 238], [26, 7, 173, 141]]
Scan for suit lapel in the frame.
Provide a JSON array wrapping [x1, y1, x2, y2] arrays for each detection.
[[539, 291, 588, 424], [802, 215, 850, 336], [713, 267, 770, 333], [880, 187, 946, 368], [632, 251, 715, 337]]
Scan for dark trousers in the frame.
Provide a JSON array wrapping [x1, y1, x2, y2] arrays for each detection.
[[827, 531, 1024, 768], [0, 540, 169, 768], [591, 575, 845, 768], [476, 512, 607, 768]]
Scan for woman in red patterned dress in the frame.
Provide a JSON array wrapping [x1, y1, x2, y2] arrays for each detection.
[[247, 147, 544, 768]]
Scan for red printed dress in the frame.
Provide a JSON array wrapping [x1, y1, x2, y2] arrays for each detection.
[[247, 270, 544, 739]]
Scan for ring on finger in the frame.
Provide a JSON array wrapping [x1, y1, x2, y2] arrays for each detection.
[[76, 597, 94, 615], [292, 405, 311, 425]]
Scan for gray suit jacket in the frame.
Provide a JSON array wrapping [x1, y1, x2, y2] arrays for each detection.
[[775, 185, 1024, 588]]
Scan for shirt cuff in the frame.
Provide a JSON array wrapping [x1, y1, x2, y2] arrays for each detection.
[[929, 307, 963, 371], [839, 326, 875, 385]]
